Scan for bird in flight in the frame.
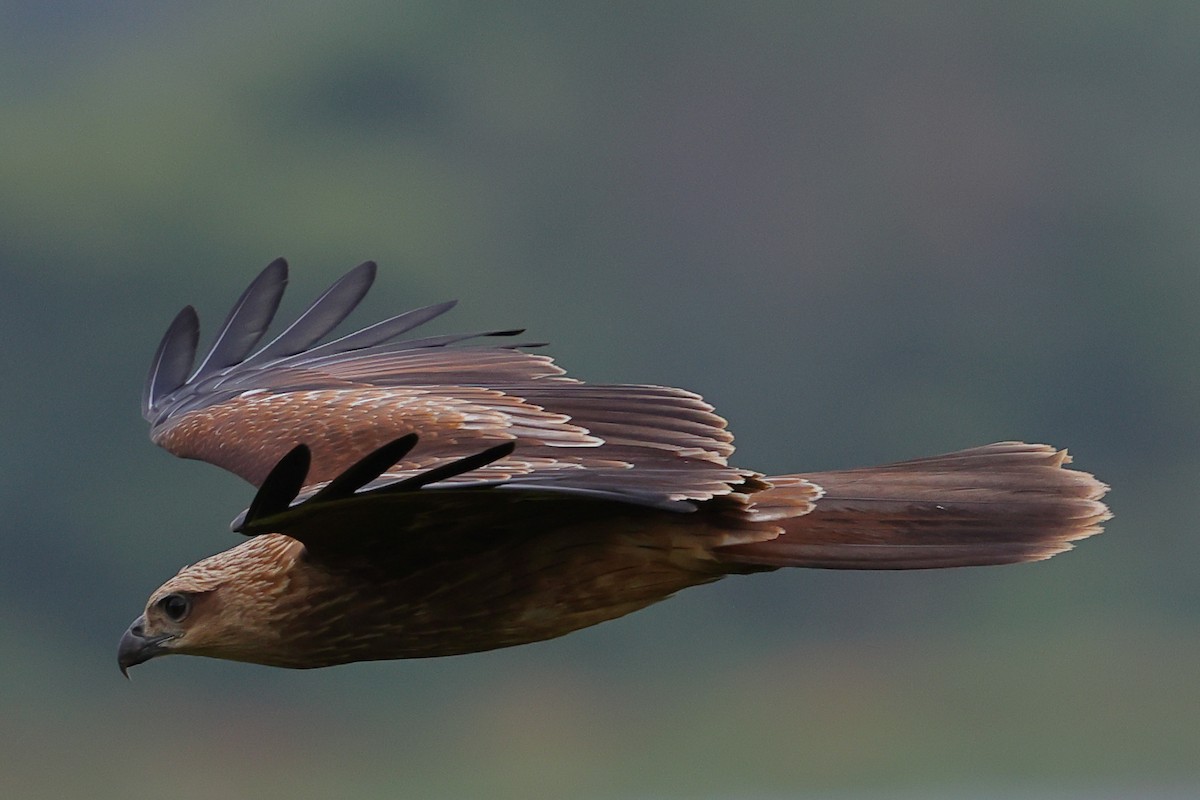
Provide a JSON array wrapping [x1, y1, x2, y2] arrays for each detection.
[[119, 260, 1110, 674]]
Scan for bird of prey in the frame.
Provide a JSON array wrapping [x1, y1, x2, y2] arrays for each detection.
[[118, 260, 1110, 673]]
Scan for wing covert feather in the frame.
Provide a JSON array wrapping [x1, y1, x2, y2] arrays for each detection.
[[146, 262, 764, 515]]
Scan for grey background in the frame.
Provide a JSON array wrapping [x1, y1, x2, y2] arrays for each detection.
[[1, 3, 1195, 798]]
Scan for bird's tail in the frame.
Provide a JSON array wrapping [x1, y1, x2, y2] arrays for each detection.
[[716, 442, 1110, 570]]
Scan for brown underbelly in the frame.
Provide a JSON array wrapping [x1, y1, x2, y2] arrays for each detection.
[[279, 518, 733, 667]]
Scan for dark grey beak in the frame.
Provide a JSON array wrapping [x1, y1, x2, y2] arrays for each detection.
[[118, 615, 171, 678]]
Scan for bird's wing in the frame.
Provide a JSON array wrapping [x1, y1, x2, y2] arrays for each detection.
[[232, 436, 697, 565], [144, 260, 762, 511]]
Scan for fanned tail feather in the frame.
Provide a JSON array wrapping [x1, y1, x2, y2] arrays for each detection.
[[716, 442, 1110, 570]]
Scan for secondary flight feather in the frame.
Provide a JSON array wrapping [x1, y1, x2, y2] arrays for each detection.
[[119, 260, 1110, 673]]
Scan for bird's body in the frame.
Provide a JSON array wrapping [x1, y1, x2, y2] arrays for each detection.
[[192, 515, 726, 668], [119, 261, 1111, 673]]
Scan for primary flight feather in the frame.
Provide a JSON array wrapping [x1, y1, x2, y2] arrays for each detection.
[[119, 260, 1111, 673]]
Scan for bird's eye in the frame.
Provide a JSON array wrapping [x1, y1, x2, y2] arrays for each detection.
[[159, 593, 191, 622]]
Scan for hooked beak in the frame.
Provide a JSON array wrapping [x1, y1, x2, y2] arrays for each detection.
[[117, 615, 173, 678]]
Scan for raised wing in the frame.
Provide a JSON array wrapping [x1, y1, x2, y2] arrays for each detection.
[[144, 260, 766, 513]]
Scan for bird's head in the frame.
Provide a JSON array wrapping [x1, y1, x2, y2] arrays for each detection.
[[118, 534, 302, 675]]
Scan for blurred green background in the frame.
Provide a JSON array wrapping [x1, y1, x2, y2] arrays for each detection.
[[2, 2, 1197, 798]]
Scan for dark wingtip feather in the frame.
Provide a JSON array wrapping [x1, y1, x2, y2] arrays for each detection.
[[367, 327, 526, 353], [310, 433, 420, 503], [142, 305, 200, 420], [380, 441, 518, 492], [238, 443, 311, 532], [288, 299, 460, 362], [236, 438, 517, 534], [191, 258, 289, 382], [245, 260, 379, 365]]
